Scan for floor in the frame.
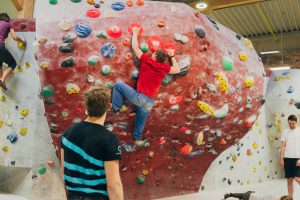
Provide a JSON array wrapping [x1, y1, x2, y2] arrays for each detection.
[[159, 179, 300, 200]]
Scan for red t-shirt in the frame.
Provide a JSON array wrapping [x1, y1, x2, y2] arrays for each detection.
[[137, 54, 171, 99]]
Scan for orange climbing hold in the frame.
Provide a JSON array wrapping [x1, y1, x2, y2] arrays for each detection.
[[180, 144, 193, 155], [47, 161, 55, 166], [87, 0, 94, 5], [219, 138, 227, 145], [136, 0, 144, 6], [126, 0, 133, 7], [123, 38, 131, 46], [157, 19, 166, 27], [125, 52, 132, 61]]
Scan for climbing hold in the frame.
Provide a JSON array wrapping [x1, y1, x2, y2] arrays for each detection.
[[59, 20, 73, 31], [61, 56, 75, 68], [295, 102, 300, 109], [238, 51, 248, 61], [219, 138, 227, 145], [17, 41, 26, 49], [180, 144, 193, 155], [232, 154, 237, 162], [122, 143, 135, 152], [287, 86, 294, 93], [111, 2, 125, 11], [75, 23, 92, 38], [253, 142, 258, 149], [137, 174, 146, 185], [49, 0, 58, 5], [197, 101, 214, 116], [214, 104, 228, 118], [174, 33, 188, 44], [126, 0, 133, 7], [38, 167, 47, 175], [199, 40, 210, 52], [128, 23, 143, 35], [62, 32, 77, 43], [206, 16, 219, 30], [86, 8, 100, 18], [17, 65, 23, 72], [0, 121, 3, 128], [171, 105, 179, 111], [71, 0, 81, 2], [38, 36, 47, 45], [222, 55, 234, 71], [131, 70, 139, 80], [0, 95, 5, 102], [162, 74, 172, 85], [96, 30, 108, 39], [244, 115, 257, 128], [247, 149, 253, 156], [169, 96, 183, 105], [66, 83, 80, 94], [107, 25, 123, 38], [206, 83, 216, 93], [20, 109, 29, 117], [140, 43, 149, 53], [196, 131, 204, 145], [100, 43, 116, 58], [244, 76, 255, 88], [124, 52, 132, 61], [136, 0, 144, 6], [157, 19, 166, 27], [236, 34, 241, 40], [243, 38, 254, 50], [94, 3, 100, 8], [47, 161, 55, 166], [2, 146, 9, 152], [101, 65, 111, 75], [148, 36, 162, 52], [59, 42, 73, 53], [87, 0, 94, 5], [25, 62, 30, 68], [120, 105, 128, 113], [88, 55, 100, 66], [194, 25, 205, 38], [62, 110, 69, 117], [19, 128, 28, 136], [216, 72, 229, 92], [7, 133, 18, 144], [42, 85, 55, 97], [122, 38, 131, 46]]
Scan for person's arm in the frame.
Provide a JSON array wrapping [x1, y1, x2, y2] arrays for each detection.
[[131, 27, 143, 59], [10, 29, 24, 43], [280, 141, 286, 168], [105, 160, 124, 200], [60, 148, 64, 175], [166, 49, 180, 74]]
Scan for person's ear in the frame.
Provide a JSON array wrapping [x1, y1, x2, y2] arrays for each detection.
[[107, 103, 112, 110]]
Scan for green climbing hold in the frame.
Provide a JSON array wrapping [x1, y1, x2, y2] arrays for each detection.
[[222, 55, 234, 71], [42, 85, 55, 97], [49, 0, 58, 4], [162, 74, 172, 85], [38, 167, 47, 175], [96, 31, 108, 39], [168, 165, 172, 170], [136, 174, 146, 185], [88, 55, 100, 66], [62, 110, 69, 117], [140, 43, 149, 53], [102, 65, 111, 75], [70, 0, 81, 2]]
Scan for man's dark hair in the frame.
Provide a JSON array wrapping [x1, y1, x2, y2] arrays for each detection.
[[0, 13, 10, 22], [288, 115, 297, 122], [83, 85, 111, 117], [155, 49, 167, 63], [280, 195, 293, 200]]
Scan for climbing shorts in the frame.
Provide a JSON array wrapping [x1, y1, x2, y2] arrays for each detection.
[[284, 158, 300, 178], [0, 44, 17, 70]]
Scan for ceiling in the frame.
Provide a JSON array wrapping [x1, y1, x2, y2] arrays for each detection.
[[0, 0, 18, 19]]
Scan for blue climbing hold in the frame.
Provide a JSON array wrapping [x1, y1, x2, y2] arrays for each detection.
[[111, 2, 125, 11], [100, 43, 116, 58], [282, 71, 289, 75], [287, 86, 294, 93], [74, 23, 92, 38], [7, 133, 18, 144], [131, 70, 139, 80]]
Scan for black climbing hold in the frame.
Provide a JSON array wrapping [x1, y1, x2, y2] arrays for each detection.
[[206, 16, 219, 30], [11, 161, 16, 165], [295, 102, 300, 109], [20, 23, 27, 30], [61, 56, 75, 68], [261, 99, 266, 105], [32, 175, 38, 179], [94, 3, 100, 8], [62, 32, 77, 43], [227, 179, 232, 185], [236, 34, 242, 40], [59, 42, 74, 53], [195, 25, 205, 39]]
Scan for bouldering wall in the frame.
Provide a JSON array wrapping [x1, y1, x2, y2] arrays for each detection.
[[0, 19, 66, 199], [35, 1, 265, 199]]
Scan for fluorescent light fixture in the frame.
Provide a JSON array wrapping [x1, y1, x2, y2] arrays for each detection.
[[269, 66, 290, 71], [260, 50, 279, 55], [196, 2, 208, 9]]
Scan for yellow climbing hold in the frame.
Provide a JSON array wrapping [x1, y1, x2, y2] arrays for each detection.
[[40, 62, 49, 69], [0, 95, 5, 102], [197, 101, 214, 116], [216, 72, 229, 92], [196, 131, 204, 145], [246, 180, 250, 185], [20, 109, 29, 117], [120, 105, 128, 113], [258, 129, 262, 134], [142, 169, 149, 175], [19, 128, 28, 136], [17, 65, 23, 72], [264, 166, 268, 171], [244, 76, 254, 88], [0, 121, 3, 128], [253, 142, 258, 149], [258, 161, 262, 165], [17, 41, 26, 49], [252, 167, 257, 173], [25, 62, 30, 68], [255, 121, 259, 127], [238, 51, 248, 61], [242, 38, 254, 50], [2, 146, 9, 152], [232, 154, 237, 162], [66, 83, 80, 94]]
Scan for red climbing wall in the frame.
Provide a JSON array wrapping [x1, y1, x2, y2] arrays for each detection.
[[36, 1, 264, 199]]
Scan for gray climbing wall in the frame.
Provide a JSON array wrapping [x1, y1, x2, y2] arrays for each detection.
[[0, 19, 66, 199]]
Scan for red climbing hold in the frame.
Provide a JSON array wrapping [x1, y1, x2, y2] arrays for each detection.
[[148, 36, 163, 52], [179, 126, 189, 132], [107, 25, 123, 38], [86, 8, 100, 18], [163, 42, 177, 55], [169, 96, 183, 105], [126, 0, 133, 7], [128, 23, 143, 35], [180, 144, 193, 155], [136, 0, 144, 6]]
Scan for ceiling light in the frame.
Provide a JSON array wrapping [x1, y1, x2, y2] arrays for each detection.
[[260, 50, 279, 55], [196, 2, 208, 10], [269, 66, 290, 71]]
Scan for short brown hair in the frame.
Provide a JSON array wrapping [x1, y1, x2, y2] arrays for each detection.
[[155, 49, 167, 63], [83, 86, 111, 117], [0, 13, 10, 22], [288, 115, 297, 122], [280, 195, 293, 200]]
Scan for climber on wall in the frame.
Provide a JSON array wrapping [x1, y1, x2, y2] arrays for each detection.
[[0, 13, 25, 90], [111, 26, 180, 146], [224, 191, 292, 200]]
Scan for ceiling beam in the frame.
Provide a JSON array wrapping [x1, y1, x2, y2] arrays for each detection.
[[11, 0, 24, 11], [189, 0, 265, 14], [17, 0, 34, 18]]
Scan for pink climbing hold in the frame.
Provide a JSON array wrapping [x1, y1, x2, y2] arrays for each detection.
[[107, 25, 123, 38], [148, 36, 163, 52], [86, 8, 100, 18], [128, 23, 143, 35]]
